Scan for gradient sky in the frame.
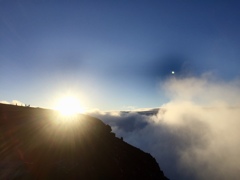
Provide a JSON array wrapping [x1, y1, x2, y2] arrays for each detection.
[[1, 0, 240, 111]]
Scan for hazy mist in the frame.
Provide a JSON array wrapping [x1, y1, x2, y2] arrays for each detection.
[[90, 75, 240, 180]]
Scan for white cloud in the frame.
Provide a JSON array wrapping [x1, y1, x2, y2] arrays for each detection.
[[0, 100, 9, 104], [163, 75, 240, 106], [0, 100, 24, 106], [11, 100, 24, 105], [89, 75, 240, 180]]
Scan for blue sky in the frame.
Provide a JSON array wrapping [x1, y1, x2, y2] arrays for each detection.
[[1, 0, 240, 111]]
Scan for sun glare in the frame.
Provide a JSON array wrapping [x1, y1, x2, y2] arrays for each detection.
[[55, 96, 84, 116]]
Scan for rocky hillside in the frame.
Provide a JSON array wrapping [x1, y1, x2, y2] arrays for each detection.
[[0, 103, 168, 179]]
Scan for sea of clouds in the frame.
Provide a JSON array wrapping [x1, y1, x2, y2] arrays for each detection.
[[89, 74, 240, 180]]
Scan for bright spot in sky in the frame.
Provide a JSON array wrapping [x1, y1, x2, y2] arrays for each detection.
[[55, 96, 84, 116], [172, 71, 175, 74]]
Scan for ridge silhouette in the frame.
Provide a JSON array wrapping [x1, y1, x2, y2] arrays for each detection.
[[0, 103, 168, 179]]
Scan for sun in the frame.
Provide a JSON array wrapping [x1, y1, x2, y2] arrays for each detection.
[[55, 96, 84, 116]]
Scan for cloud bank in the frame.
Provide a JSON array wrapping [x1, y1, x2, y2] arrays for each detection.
[[0, 100, 24, 106], [89, 75, 240, 180]]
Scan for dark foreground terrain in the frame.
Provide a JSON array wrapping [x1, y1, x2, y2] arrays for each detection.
[[0, 103, 168, 179]]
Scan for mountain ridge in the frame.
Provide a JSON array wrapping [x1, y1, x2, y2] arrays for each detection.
[[0, 103, 169, 179]]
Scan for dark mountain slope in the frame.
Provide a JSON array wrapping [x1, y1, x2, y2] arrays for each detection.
[[0, 103, 168, 179]]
